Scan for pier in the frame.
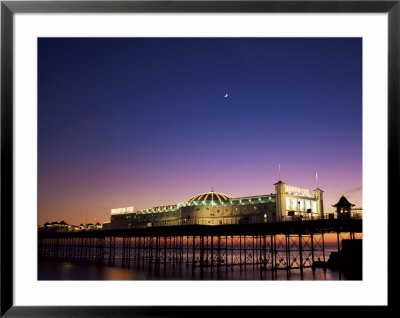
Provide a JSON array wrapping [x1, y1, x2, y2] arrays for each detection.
[[38, 218, 362, 273]]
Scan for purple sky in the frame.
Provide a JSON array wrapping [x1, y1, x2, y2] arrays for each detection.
[[38, 38, 362, 225]]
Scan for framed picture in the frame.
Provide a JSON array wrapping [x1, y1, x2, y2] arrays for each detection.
[[1, 0, 393, 316]]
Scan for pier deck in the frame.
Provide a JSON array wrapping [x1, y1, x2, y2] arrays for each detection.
[[38, 218, 361, 238]]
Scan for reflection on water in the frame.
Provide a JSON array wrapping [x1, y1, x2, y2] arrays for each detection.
[[38, 259, 346, 280]]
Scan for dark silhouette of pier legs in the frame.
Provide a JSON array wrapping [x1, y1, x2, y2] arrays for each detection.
[[299, 234, 303, 275], [38, 223, 361, 280], [311, 233, 315, 271]]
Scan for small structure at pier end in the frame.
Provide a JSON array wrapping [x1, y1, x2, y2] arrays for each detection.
[[332, 195, 361, 219], [103, 180, 325, 229]]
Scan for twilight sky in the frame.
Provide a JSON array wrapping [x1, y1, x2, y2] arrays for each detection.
[[38, 38, 362, 226]]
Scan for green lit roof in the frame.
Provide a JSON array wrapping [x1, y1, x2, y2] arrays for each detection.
[[187, 188, 233, 204]]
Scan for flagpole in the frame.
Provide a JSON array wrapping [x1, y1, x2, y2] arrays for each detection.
[[279, 163, 281, 180]]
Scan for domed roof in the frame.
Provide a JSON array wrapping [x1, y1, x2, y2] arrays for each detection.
[[187, 187, 233, 204]]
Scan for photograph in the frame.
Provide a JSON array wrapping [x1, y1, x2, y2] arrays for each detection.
[[37, 37, 363, 281]]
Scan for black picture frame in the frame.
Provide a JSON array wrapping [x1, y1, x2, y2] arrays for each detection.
[[1, 1, 394, 316]]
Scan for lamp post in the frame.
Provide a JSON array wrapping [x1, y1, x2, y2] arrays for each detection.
[[298, 201, 301, 220]]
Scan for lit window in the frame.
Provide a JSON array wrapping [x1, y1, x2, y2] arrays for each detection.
[[312, 201, 317, 213], [291, 198, 297, 210]]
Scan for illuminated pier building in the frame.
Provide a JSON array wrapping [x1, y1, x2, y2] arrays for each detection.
[[103, 180, 324, 230]]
